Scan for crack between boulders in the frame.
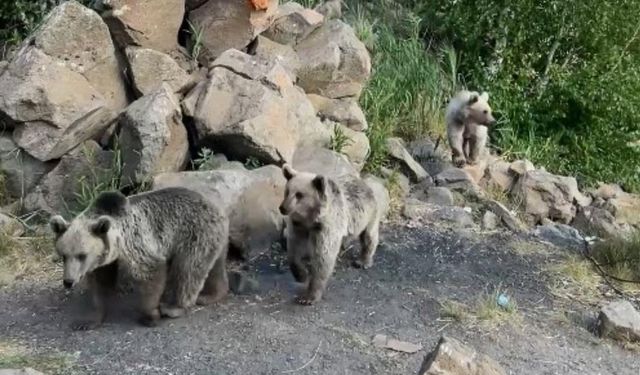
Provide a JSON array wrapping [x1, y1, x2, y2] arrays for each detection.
[[212, 65, 282, 94]]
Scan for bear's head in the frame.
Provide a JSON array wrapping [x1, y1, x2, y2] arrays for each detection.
[[49, 191, 127, 289], [279, 164, 328, 229], [466, 91, 496, 126]]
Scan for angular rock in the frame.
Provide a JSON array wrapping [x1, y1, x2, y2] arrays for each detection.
[[126, 47, 192, 97], [194, 67, 295, 164], [425, 187, 454, 206], [307, 94, 368, 131], [181, 80, 208, 118], [0, 212, 24, 237], [314, 0, 342, 20], [329, 122, 369, 170], [509, 159, 535, 176], [209, 49, 293, 89], [434, 168, 479, 194], [403, 199, 474, 228], [386, 138, 428, 182], [462, 159, 488, 184], [251, 36, 302, 81], [263, 2, 324, 45], [31, 0, 128, 111], [295, 20, 371, 98], [188, 0, 278, 63], [283, 85, 331, 149], [0, 134, 53, 199], [600, 192, 640, 227], [292, 146, 357, 178], [153, 165, 285, 259], [533, 222, 585, 251], [419, 336, 506, 375], [511, 170, 590, 225], [119, 84, 189, 186], [598, 300, 640, 343], [572, 205, 631, 239], [485, 200, 526, 232], [408, 138, 450, 177], [23, 141, 115, 216], [0, 47, 116, 161], [482, 211, 499, 230], [483, 160, 514, 192], [101, 0, 185, 53], [592, 183, 625, 200]]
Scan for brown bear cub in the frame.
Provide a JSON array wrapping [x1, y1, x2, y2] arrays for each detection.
[[279, 165, 388, 305], [50, 188, 229, 330]]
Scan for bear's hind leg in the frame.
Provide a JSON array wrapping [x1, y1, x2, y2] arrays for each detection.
[[197, 251, 229, 306], [353, 220, 380, 270], [137, 265, 167, 327]]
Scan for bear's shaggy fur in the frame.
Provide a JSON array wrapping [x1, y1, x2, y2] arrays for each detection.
[[445, 90, 496, 167], [279, 165, 388, 305], [50, 187, 229, 330]]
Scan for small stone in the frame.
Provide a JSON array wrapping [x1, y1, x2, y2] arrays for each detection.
[[485, 200, 526, 232], [509, 159, 534, 175], [598, 300, 640, 343], [482, 211, 499, 230], [425, 187, 454, 206], [386, 138, 428, 182], [419, 336, 506, 375]]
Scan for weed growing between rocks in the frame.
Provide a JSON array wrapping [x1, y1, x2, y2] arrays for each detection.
[[329, 123, 354, 154], [591, 232, 640, 294]]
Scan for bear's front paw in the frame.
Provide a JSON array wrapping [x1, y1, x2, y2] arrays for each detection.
[[352, 259, 373, 269], [295, 295, 317, 305], [466, 159, 479, 166], [453, 157, 466, 168], [138, 314, 160, 327], [71, 320, 101, 331]]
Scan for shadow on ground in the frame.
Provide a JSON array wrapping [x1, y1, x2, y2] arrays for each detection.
[[1, 224, 638, 374]]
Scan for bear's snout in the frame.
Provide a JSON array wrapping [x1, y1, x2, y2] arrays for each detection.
[[279, 204, 287, 215], [63, 279, 74, 289]]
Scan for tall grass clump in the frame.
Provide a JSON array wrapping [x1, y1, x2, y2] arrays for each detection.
[[343, 1, 456, 173], [408, 0, 640, 192], [591, 232, 640, 288]]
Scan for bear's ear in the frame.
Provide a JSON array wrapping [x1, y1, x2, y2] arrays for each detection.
[[479, 91, 489, 102], [468, 94, 479, 105], [90, 216, 112, 237], [312, 175, 326, 198], [282, 164, 297, 180], [49, 215, 69, 237]]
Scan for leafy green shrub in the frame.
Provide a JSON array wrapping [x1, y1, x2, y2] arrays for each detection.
[[406, 0, 640, 191]]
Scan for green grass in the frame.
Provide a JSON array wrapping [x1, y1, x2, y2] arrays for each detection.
[[329, 123, 354, 154], [439, 286, 521, 329], [591, 232, 640, 294], [341, 1, 456, 173], [186, 20, 204, 62]]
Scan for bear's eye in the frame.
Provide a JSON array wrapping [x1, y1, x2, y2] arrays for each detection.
[[77, 254, 87, 262], [295, 192, 304, 199], [483, 110, 488, 114]]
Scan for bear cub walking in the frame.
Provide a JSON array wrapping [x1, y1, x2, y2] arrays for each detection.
[[50, 187, 229, 330], [279, 165, 388, 305], [445, 90, 496, 167]]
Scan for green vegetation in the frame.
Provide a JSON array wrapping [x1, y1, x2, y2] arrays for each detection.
[[329, 123, 353, 154], [439, 285, 520, 328], [591, 232, 640, 292], [186, 20, 205, 61], [0, 341, 77, 375]]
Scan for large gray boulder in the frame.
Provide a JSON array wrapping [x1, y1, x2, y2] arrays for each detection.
[[291, 146, 357, 178], [295, 20, 371, 99], [0, 47, 116, 161], [0, 134, 52, 200], [125, 47, 192, 97], [251, 36, 302, 81], [511, 170, 591, 225], [119, 84, 189, 186], [386, 138, 428, 182], [307, 94, 368, 131], [152, 165, 286, 260], [23, 141, 115, 217], [262, 2, 324, 45], [188, 0, 278, 64], [100, 0, 185, 53], [29, 0, 128, 111]]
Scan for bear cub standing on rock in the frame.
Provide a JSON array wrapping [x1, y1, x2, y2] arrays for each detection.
[[279, 165, 389, 305], [49, 187, 229, 330], [445, 90, 496, 167]]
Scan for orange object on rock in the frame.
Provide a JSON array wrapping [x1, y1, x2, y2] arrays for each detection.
[[249, 0, 269, 10]]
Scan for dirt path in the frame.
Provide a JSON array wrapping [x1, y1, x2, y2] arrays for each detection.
[[1, 224, 638, 374]]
